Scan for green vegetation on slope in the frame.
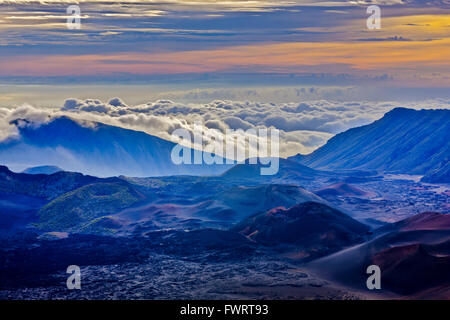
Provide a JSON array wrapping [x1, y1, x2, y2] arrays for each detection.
[[37, 182, 143, 232]]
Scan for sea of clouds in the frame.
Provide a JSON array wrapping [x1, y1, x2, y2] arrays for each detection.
[[1, 98, 449, 157]]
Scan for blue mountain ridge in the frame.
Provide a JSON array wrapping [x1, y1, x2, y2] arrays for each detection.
[[0, 116, 232, 177], [291, 108, 450, 177]]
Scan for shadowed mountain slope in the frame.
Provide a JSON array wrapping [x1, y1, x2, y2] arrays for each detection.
[[0, 116, 231, 177], [421, 160, 450, 183], [293, 108, 450, 175], [308, 211, 450, 298]]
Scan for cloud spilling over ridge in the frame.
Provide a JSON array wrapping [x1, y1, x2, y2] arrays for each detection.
[[1, 98, 449, 157]]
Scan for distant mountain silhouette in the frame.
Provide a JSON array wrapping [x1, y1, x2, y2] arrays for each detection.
[[223, 158, 317, 177], [0, 116, 231, 177], [292, 108, 450, 176], [220, 158, 328, 184]]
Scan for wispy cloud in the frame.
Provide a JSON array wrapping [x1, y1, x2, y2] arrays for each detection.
[[1, 38, 448, 86], [0, 0, 449, 87]]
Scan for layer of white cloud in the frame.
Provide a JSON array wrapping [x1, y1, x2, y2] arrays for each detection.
[[1, 97, 449, 158]]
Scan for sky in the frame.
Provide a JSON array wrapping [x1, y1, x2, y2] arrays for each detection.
[[0, 0, 449, 157], [0, 0, 449, 87]]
